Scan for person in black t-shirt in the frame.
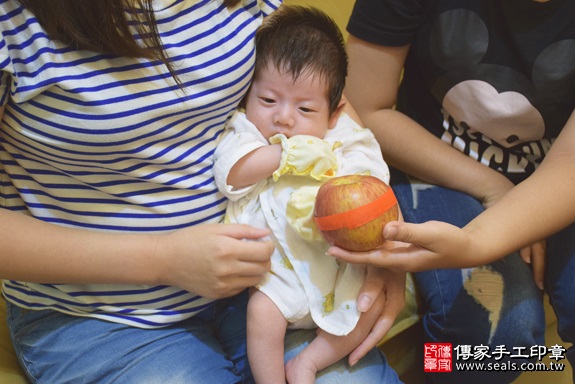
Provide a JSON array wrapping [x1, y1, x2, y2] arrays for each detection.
[[332, 0, 575, 382]]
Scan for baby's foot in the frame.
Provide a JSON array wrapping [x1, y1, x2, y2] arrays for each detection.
[[285, 355, 318, 384]]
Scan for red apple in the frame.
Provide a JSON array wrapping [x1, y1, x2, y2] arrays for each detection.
[[313, 174, 399, 252]]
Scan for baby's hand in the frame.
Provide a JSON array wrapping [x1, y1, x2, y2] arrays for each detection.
[[270, 134, 338, 181]]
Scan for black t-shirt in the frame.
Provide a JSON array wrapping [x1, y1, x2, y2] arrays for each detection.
[[348, 0, 575, 184]]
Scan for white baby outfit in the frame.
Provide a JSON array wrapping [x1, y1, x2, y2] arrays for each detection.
[[214, 111, 390, 335]]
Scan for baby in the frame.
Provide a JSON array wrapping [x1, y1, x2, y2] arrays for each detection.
[[214, 5, 391, 383]]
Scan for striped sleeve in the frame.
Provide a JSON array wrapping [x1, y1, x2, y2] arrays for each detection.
[[258, 0, 282, 16]]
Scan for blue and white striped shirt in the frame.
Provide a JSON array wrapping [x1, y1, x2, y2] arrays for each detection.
[[0, 0, 281, 328]]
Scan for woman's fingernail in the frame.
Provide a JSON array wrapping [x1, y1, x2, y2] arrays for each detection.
[[537, 281, 544, 290], [383, 225, 397, 239], [358, 295, 372, 312]]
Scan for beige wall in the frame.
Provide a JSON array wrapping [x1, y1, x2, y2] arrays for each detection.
[[283, 0, 355, 40]]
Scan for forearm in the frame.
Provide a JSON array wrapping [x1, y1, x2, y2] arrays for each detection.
[[227, 144, 282, 189], [345, 36, 512, 203], [365, 108, 514, 201], [0, 208, 161, 285], [465, 147, 575, 261]]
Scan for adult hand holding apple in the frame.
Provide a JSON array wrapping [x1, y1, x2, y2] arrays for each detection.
[[313, 174, 399, 252]]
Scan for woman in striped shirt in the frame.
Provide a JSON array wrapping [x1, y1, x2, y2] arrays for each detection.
[[0, 1, 401, 382]]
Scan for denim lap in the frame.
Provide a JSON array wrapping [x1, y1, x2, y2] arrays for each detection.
[[7, 294, 251, 384], [391, 170, 546, 383], [545, 222, 575, 369], [7, 290, 401, 383]]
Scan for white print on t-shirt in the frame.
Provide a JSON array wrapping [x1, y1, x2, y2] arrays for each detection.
[[441, 107, 554, 176]]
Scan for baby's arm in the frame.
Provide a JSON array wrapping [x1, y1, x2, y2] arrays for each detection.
[[213, 112, 282, 194], [247, 288, 289, 384], [285, 294, 385, 384], [228, 132, 340, 189], [227, 145, 282, 189]]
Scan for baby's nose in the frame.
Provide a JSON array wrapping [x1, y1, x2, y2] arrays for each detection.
[[274, 107, 295, 127]]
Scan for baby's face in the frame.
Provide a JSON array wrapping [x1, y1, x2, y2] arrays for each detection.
[[245, 64, 338, 142]]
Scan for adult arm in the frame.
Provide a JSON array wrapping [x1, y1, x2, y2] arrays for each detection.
[[0, 208, 273, 298], [345, 36, 515, 207], [329, 109, 575, 273]]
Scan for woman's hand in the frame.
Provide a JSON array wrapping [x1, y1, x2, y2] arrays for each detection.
[[328, 219, 545, 283], [327, 221, 476, 272], [348, 265, 406, 366], [157, 223, 274, 299]]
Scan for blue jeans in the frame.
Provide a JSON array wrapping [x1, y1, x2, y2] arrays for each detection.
[[391, 169, 575, 383], [546, 223, 575, 376], [6, 290, 400, 383]]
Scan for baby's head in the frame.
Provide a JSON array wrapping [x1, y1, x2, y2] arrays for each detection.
[[243, 6, 348, 141]]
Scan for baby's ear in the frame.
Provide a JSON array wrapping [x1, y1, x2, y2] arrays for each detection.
[[328, 99, 346, 129]]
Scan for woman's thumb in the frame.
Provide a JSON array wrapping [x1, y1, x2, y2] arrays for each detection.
[[383, 221, 415, 243]]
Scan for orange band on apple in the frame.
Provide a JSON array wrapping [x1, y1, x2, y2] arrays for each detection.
[[314, 188, 398, 231]]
